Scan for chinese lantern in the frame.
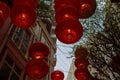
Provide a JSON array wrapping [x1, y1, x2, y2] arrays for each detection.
[[0, 15, 4, 28], [55, 5, 79, 24], [54, 0, 74, 11], [74, 47, 88, 59], [0, 1, 10, 28], [110, 54, 120, 73], [55, 18, 83, 44], [74, 58, 89, 69], [10, 4, 36, 29], [0, 2, 10, 19], [51, 70, 64, 80], [25, 59, 49, 79], [13, 0, 38, 9], [29, 42, 49, 59], [74, 69, 88, 80], [73, 0, 97, 19]]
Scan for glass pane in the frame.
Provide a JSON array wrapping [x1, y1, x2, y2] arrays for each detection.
[[5, 55, 13, 66], [9, 25, 16, 37], [10, 72, 19, 80], [20, 44, 26, 55], [13, 35, 20, 46], [23, 32, 30, 47], [14, 65, 21, 75], [13, 28, 24, 46], [0, 63, 11, 80], [16, 28, 24, 38], [20, 31, 31, 54]]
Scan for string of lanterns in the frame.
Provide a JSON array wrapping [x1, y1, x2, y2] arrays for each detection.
[[54, 0, 97, 44], [25, 42, 50, 79], [74, 47, 91, 80], [0, 0, 96, 42], [0, 0, 96, 79], [25, 42, 65, 80]]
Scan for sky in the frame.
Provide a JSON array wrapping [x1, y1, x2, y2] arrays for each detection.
[[54, 40, 74, 80]]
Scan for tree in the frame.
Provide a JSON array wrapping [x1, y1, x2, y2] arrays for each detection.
[[37, 0, 54, 21], [66, 0, 120, 80], [83, 2, 120, 80]]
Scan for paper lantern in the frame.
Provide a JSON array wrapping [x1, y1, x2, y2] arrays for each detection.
[[10, 4, 36, 29], [74, 58, 89, 69], [54, 0, 74, 11], [29, 42, 49, 59], [74, 69, 88, 80], [74, 47, 88, 59], [0, 14, 4, 28], [51, 70, 64, 80], [13, 0, 38, 9], [0, 1, 10, 19], [25, 59, 49, 79], [0, 1, 10, 28], [55, 18, 83, 44], [55, 5, 79, 24], [73, 0, 96, 19]]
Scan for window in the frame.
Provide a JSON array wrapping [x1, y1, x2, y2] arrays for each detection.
[[12, 27, 32, 55], [0, 54, 22, 80], [0, 63, 11, 80], [13, 28, 24, 46]]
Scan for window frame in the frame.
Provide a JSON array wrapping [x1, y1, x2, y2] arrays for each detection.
[[0, 49, 24, 80], [11, 27, 33, 57]]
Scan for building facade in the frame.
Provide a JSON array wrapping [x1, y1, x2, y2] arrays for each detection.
[[66, 59, 76, 80], [0, 16, 56, 80]]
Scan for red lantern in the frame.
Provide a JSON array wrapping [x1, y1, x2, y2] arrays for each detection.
[[25, 59, 49, 79], [10, 4, 36, 29], [55, 18, 83, 44], [74, 47, 88, 59], [13, 0, 38, 9], [73, 0, 97, 19], [0, 2, 10, 19], [74, 58, 89, 69], [0, 15, 4, 28], [29, 42, 49, 59], [74, 69, 88, 80], [55, 4, 79, 24], [0, 1, 10, 28], [54, 0, 74, 11], [51, 70, 64, 80]]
